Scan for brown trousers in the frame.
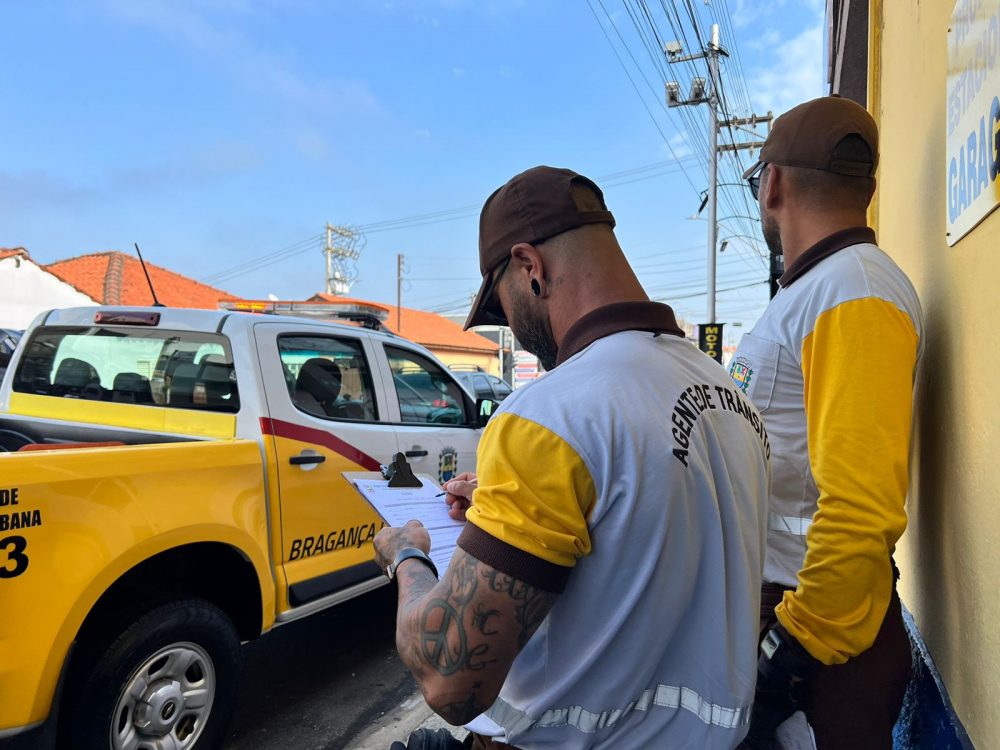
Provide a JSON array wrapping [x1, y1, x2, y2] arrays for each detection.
[[759, 579, 911, 750]]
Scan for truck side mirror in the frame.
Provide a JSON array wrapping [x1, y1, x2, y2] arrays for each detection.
[[476, 397, 499, 428]]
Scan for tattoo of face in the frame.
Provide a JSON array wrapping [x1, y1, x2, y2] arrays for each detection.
[[472, 603, 500, 635]]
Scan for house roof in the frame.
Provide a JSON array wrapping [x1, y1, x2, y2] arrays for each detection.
[[0, 247, 29, 262], [308, 293, 498, 354], [46, 251, 240, 309]]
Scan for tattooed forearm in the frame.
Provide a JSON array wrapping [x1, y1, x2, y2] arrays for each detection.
[[482, 568, 558, 647], [393, 548, 560, 723]]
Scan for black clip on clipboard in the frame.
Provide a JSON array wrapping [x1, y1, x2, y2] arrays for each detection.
[[381, 452, 422, 488]]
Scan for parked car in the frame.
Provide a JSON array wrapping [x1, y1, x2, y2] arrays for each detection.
[[0, 306, 492, 749], [0, 328, 22, 384], [453, 369, 513, 403]]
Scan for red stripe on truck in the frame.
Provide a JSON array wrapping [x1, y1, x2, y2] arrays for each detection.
[[259, 417, 382, 471]]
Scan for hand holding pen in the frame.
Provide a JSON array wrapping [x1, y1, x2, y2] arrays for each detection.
[[437, 472, 478, 522]]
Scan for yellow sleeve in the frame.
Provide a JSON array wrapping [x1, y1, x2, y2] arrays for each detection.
[[776, 297, 918, 665], [462, 411, 595, 572]]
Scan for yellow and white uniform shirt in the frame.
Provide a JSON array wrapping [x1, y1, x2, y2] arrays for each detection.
[[730, 227, 923, 666], [456, 301, 771, 750]]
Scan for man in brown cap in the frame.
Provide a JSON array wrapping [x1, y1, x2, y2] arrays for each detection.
[[734, 96, 922, 749], [374, 166, 771, 749]]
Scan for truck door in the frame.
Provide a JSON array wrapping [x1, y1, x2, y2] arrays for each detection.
[[254, 324, 396, 611], [378, 343, 480, 485]]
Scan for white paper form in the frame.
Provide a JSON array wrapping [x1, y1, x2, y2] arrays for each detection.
[[344, 472, 465, 578]]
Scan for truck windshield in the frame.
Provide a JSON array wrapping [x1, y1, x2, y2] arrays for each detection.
[[12, 326, 240, 413]]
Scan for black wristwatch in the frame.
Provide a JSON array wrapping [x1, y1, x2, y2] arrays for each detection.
[[386, 547, 439, 581]]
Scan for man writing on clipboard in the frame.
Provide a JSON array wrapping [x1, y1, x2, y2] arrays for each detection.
[[373, 166, 771, 750]]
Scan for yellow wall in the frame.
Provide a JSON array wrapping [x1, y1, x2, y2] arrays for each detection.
[[872, 1, 1000, 744], [432, 349, 500, 377]]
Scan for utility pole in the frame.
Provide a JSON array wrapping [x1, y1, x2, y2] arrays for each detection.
[[396, 253, 403, 331], [665, 25, 773, 323]]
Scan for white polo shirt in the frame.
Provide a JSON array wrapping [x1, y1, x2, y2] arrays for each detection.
[[457, 301, 770, 749]]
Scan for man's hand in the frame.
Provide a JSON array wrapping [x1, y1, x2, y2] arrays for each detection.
[[743, 626, 821, 748], [443, 471, 477, 521], [373, 520, 432, 575]]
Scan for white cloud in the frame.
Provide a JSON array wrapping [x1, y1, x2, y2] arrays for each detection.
[[452, 66, 467, 78], [746, 28, 782, 54], [663, 132, 693, 160], [414, 13, 440, 27], [291, 128, 331, 160], [0, 171, 98, 211], [731, 0, 788, 29], [107, 140, 264, 190], [101, 0, 381, 116], [745, 21, 826, 115]]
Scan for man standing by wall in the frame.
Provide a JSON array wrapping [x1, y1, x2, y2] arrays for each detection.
[[374, 166, 771, 749], [736, 96, 923, 749]]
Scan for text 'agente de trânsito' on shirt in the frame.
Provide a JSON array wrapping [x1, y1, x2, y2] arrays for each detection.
[[670, 383, 771, 467]]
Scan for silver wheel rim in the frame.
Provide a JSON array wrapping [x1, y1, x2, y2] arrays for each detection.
[[110, 641, 216, 750]]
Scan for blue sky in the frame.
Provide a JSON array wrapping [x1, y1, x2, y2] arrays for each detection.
[[0, 0, 826, 335]]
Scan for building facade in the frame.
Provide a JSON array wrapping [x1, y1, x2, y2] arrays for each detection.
[[830, 1, 997, 745], [0, 248, 95, 328]]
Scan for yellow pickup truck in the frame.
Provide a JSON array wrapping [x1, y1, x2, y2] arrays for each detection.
[[0, 305, 489, 749]]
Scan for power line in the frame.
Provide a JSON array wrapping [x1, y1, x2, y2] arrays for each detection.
[[587, 0, 703, 196], [201, 234, 324, 285], [198, 155, 702, 286]]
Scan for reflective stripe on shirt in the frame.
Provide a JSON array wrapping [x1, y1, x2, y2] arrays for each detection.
[[487, 683, 751, 738]]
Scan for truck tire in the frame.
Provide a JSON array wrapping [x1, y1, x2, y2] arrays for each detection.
[[62, 599, 240, 750]]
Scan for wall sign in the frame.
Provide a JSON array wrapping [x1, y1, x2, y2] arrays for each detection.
[[698, 323, 724, 363], [947, 0, 1000, 245]]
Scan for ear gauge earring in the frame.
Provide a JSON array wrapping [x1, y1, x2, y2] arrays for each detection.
[[531, 279, 541, 297]]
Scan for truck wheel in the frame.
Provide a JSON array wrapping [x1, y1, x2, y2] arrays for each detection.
[[64, 599, 240, 750]]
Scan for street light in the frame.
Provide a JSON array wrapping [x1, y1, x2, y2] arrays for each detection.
[[665, 81, 682, 107]]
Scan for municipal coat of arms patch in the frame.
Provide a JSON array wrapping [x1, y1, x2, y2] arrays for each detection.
[[730, 357, 754, 394]]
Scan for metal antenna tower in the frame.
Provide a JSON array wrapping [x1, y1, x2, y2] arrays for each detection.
[[323, 224, 365, 295]]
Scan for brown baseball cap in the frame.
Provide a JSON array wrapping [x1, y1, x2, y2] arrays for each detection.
[[742, 95, 878, 179], [463, 166, 616, 330]]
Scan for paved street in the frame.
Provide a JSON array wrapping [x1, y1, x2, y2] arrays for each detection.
[[224, 585, 416, 750]]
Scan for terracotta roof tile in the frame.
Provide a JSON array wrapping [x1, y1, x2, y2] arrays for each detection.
[[306, 293, 498, 354], [0, 247, 29, 261], [46, 251, 240, 309]]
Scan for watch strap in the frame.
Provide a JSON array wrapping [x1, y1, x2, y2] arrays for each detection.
[[388, 547, 439, 581]]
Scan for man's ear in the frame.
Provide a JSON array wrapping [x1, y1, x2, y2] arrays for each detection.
[[510, 242, 547, 296], [761, 165, 782, 210]]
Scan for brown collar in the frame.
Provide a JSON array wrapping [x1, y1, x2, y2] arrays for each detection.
[[555, 301, 685, 367], [778, 226, 876, 288]]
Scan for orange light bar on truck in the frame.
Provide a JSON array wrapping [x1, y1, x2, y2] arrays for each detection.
[[226, 301, 270, 313]]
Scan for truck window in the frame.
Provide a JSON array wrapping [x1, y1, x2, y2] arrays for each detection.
[[12, 326, 240, 413], [386, 346, 468, 425], [278, 335, 378, 421]]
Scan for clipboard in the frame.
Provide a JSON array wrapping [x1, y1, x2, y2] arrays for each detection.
[[344, 471, 465, 578]]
